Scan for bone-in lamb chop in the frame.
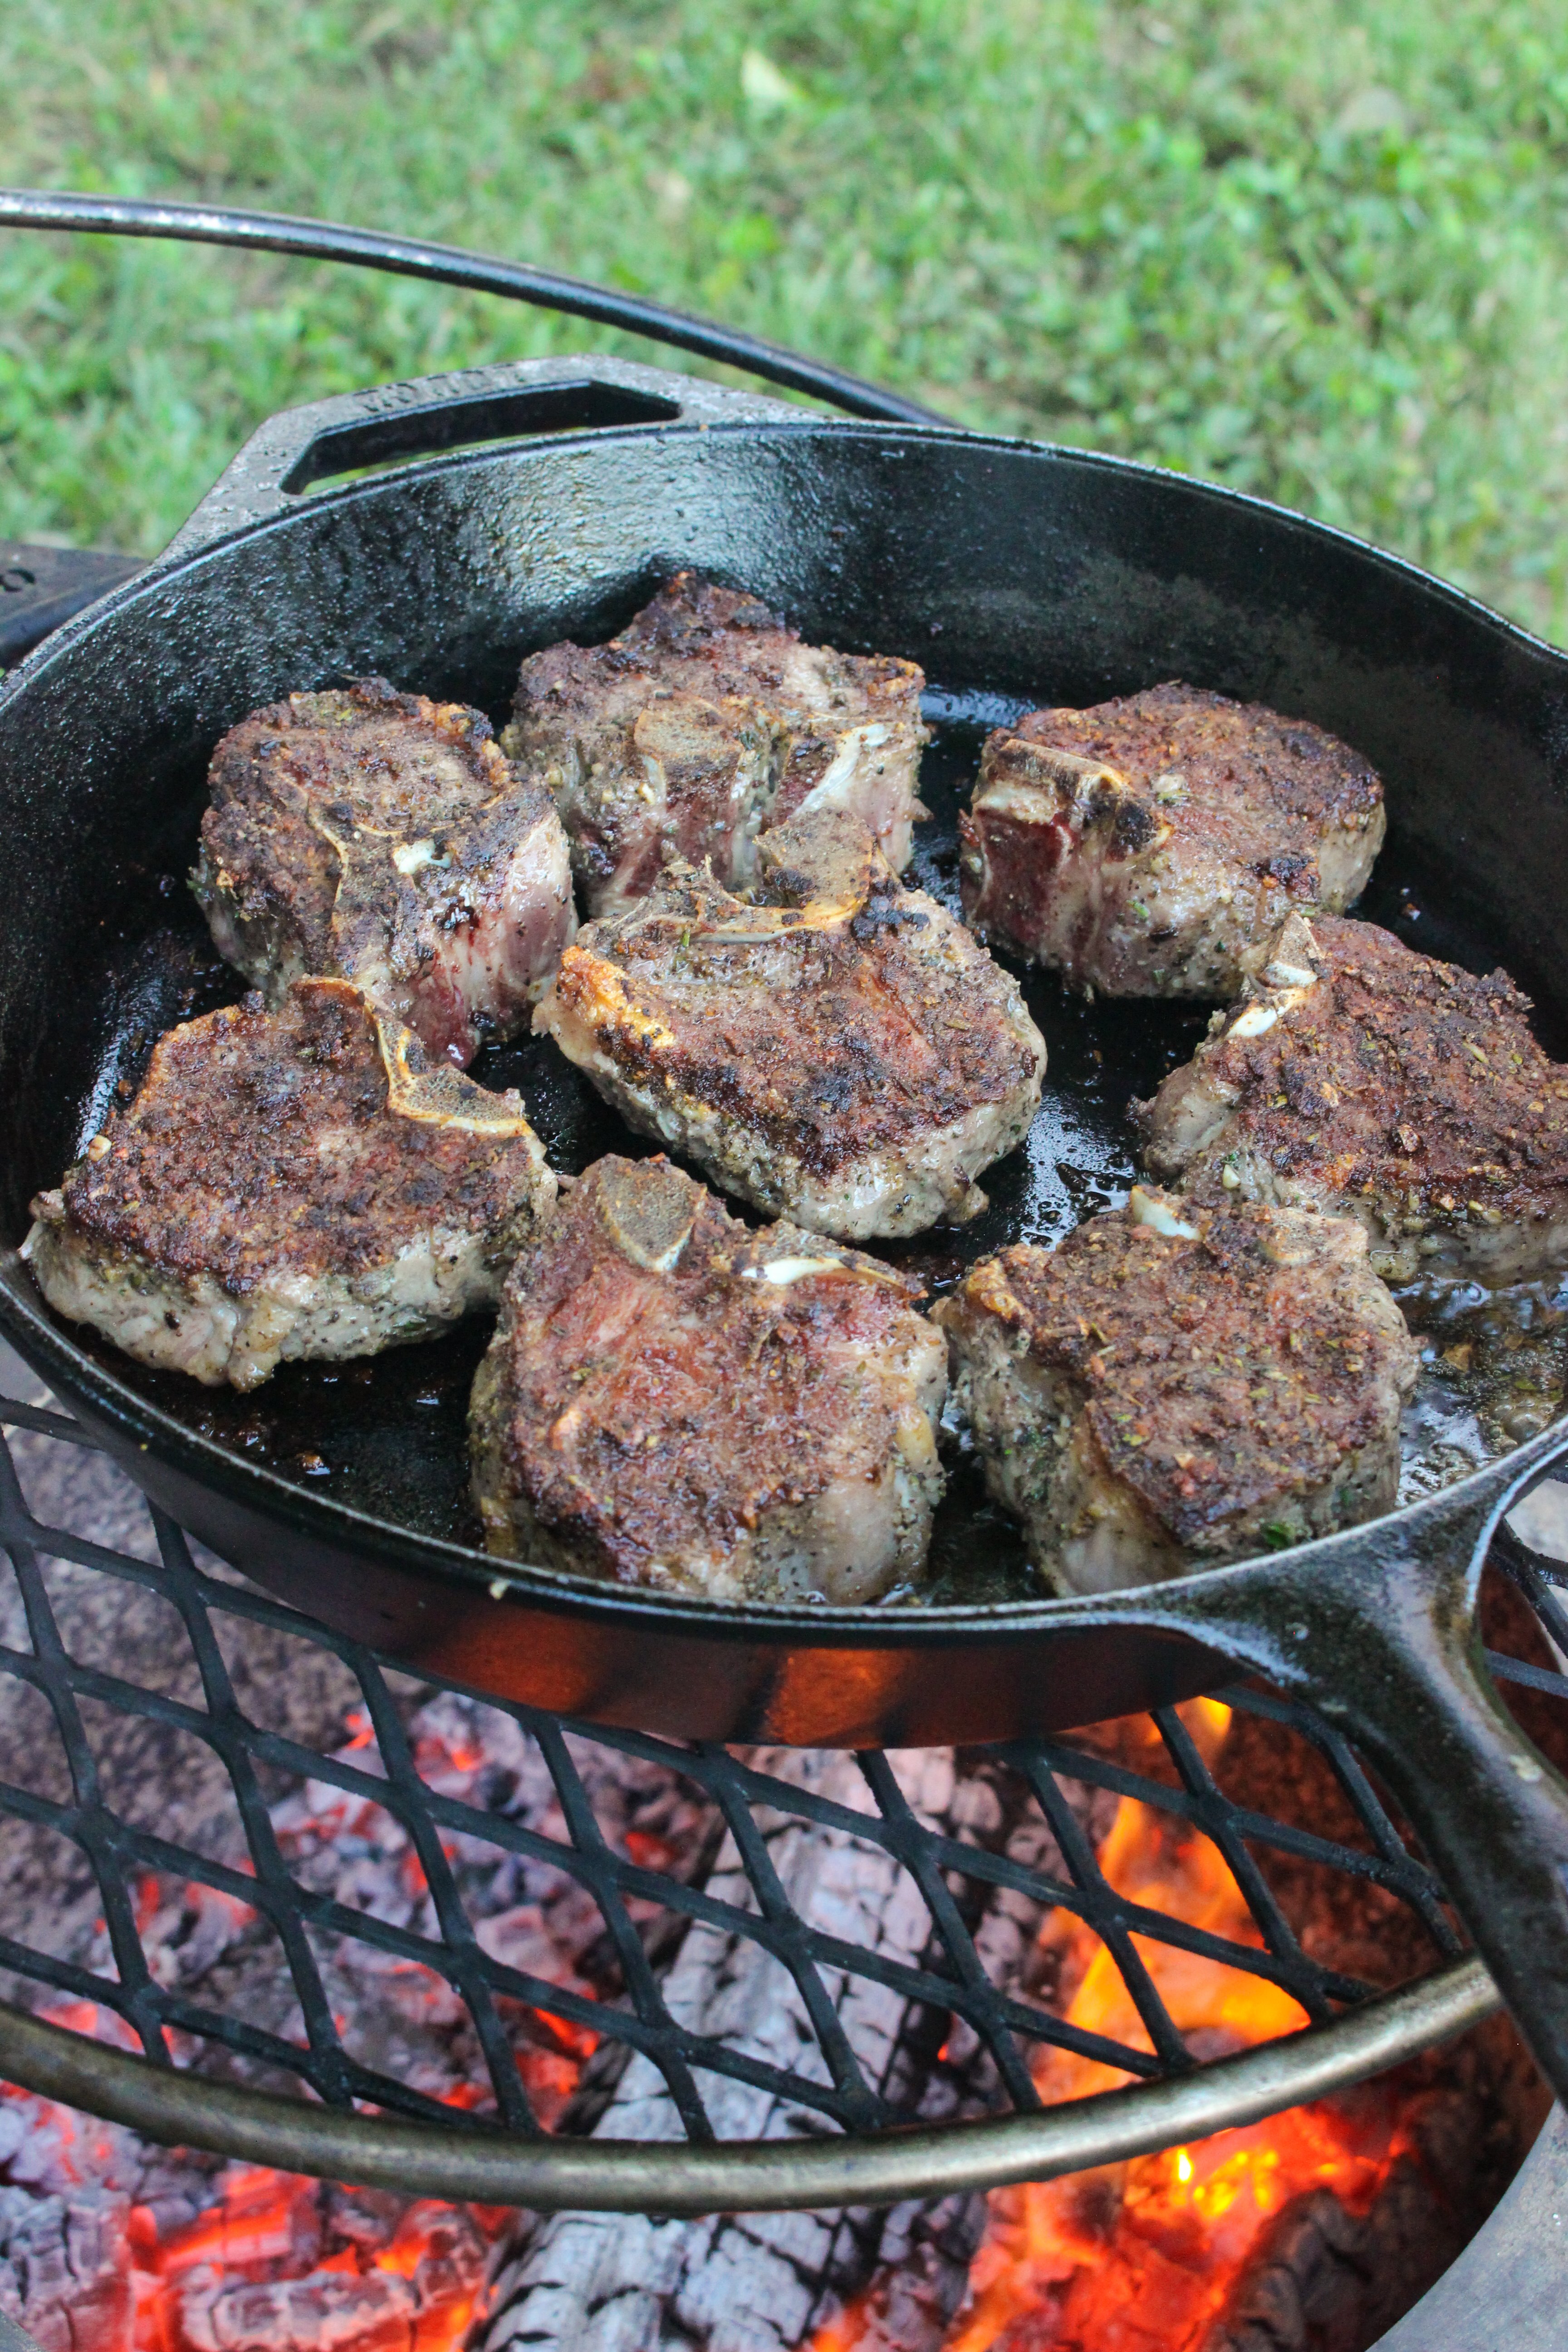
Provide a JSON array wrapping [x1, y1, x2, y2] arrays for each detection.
[[960, 682, 1384, 998], [506, 571, 928, 916], [1137, 908, 1568, 1284], [23, 979, 555, 1391], [534, 808, 1046, 1239], [935, 1185, 1417, 1593], [194, 678, 576, 1067], [470, 1155, 946, 1603]]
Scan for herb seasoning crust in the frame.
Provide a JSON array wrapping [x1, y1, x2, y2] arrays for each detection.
[[470, 1155, 947, 1603], [506, 572, 929, 917], [535, 808, 1046, 1239], [24, 979, 555, 1391], [1139, 909, 1568, 1284], [961, 682, 1384, 998], [936, 1187, 1418, 1593], [194, 678, 575, 1068]]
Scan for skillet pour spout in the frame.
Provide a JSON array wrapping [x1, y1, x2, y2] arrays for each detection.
[[4, 318, 1568, 2096]]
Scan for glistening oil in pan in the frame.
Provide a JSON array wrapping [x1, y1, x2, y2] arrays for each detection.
[[29, 696, 1565, 1602]]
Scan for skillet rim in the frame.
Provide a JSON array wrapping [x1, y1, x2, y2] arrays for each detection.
[[2, 402, 1564, 1646]]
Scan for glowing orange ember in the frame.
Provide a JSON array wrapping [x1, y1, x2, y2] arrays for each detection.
[[124, 2166, 506, 2352], [0, 2005, 521, 2352], [815, 1700, 1425, 2352]]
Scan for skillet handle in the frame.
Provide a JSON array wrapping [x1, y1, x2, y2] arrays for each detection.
[[1156, 1444, 1568, 2101], [1318, 1536, 1568, 2101], [157, 355, 804, 564]]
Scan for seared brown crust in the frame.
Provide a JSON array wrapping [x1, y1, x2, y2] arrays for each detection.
[[1015, 685, 1382, 840], [960, 682, 1384, 997], [470, 1156, 947, 1601], [1138, 912, 1568, 1282], [195, 678, 574, 1066], [46, 980, 546, 1286], [534, 810, 1045, 1237], [936, 1191, 1417, 1561], [508, 572, 928, 913]]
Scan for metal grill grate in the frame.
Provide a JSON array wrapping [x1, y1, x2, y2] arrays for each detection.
[[0, 1384, 1559, 2210]]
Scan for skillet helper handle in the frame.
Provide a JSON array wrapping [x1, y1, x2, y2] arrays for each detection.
[[7, 357, 799, 662], [156, 356, 807, 565], [1158, 1452, 1568, 2100]]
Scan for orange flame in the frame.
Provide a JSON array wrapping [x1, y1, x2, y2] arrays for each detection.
[[815, 1700, 1425, 2352]]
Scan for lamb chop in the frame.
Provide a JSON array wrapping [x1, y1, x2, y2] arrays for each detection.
[[1137, 908, 1568, 1284], [506, 571, 929, 916], [194, 678, 576, 1067], [960, 682, 1384, 997], [470, 1155, 946, 1603], [935, 1185, 1417, 1594], [534, 808, 1046, 1240], [23, 979, 555, 1392]]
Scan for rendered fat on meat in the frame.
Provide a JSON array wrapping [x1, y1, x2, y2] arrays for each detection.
[[506, 572, 930, 917], [23, 979, 555, 1391], [960, 682, 1384, 998], [1138, 908, 1568, 1285], [534, 808, 1046, 1240], [194, 678, 576, 1067], [935, 1185, 1418, 1594], [469, 1155, 947, 1604]]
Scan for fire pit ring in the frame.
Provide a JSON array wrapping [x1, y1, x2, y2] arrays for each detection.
[[2, 1382, 1554, 2215]]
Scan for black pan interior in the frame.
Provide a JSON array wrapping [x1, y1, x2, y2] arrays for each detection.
[[28, 676, 1546, 1608], [6, 418, 1568, 1627]]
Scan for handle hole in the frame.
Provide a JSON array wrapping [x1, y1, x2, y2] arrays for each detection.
[[279, 379, 683, 494]]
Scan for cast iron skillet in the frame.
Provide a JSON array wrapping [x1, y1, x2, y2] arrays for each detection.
[[6, 331, 1568, 2091]]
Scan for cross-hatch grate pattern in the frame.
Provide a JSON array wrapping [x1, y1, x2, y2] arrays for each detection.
[[0, 1391, 1528, 2152]]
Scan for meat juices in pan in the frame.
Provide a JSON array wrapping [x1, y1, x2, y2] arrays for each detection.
[[194, 678, 576, 1068], [935, 1186, 1418, 1595], [534, 808, 1047, 1240], [23, 979, 555, 1392], [469, 1156, 947, 1603], [960, 682, 1385, 998], [1139, 907, 1568, 1286], [506, 571, 930, 918]]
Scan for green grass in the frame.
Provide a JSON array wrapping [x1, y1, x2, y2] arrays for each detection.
[[4, 0, 1568, 637]]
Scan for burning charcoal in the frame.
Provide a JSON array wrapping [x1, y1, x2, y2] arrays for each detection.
[[164, 2194, 488, 2352], [1203, 2109, 1482, 2352], [480, 1747, 1112, 2352], [815, 1699, 1544, 2352], [195, 678, 576, 1068], [175, 2264, 418, 2352], [960, 684, 1383, 999], [508, 570, 929, 916], [482, 1749, 956, 2352], [811, 2201, 992, 2352], [0, 1411, 1548, 2352], [0, 1421, 719, 2346], [0, 2184, 133, 2352]]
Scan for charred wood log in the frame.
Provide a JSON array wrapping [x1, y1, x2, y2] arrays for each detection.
[[1203, 2070, 1519, 2352], [480, 1751, 1112, 2352], [0, 2183, 133, 2352]]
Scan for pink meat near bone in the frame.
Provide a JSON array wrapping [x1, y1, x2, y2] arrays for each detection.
[[194, 677, 576, 1066], [505, 572, 930, 917], [960, 682, 1385, 1000]]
